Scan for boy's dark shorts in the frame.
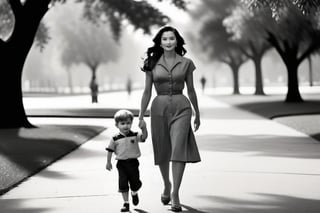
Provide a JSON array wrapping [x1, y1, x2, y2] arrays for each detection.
[[116, 158, 142, 193]]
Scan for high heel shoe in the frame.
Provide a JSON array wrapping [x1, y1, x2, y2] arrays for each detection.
[[171, 193, 182, 212], [161, 183, 172, 205], [161, 194, 171, 205], [171, 205, 182, 212]]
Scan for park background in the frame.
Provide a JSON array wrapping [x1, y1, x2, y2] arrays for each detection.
[[21, 0, 320, 95]]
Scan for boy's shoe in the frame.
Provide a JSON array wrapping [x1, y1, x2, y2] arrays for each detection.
[[132, 193, 139, 206], [120, 203, 129, 212]]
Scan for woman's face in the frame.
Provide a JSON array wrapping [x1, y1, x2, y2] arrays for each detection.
[[160, 31, 177, 52]]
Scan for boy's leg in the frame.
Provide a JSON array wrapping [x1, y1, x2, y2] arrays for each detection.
[[126, 159, 142, 205], [131, 190, 139, 206], [117, 161, 130, 211], [121, 191, 129, 203], [120, 192, 130, 212], [127, 159, 142, 192], [117, 161, 130, 192]]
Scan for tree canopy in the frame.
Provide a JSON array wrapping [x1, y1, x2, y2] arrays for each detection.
[[241, 0, 320, 101], [194, 0, 248, 94], [59, 14, 119, 71], [0, 0, 187, 49], [0, 0, 189, 128]]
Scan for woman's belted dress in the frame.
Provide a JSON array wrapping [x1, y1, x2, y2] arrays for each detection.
[[150, 53, 201, 165]]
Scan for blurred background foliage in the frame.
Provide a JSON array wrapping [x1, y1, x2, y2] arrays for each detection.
[[1, 0, 320, 101]]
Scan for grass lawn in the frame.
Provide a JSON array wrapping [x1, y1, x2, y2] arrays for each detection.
[[213, 93, 320, 142], [0, 124, 105, 195]]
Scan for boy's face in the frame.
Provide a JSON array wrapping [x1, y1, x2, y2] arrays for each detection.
[[116, 118, 132, 135]]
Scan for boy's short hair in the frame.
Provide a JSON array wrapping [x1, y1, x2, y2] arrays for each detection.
[[114, 109, 134, 124]]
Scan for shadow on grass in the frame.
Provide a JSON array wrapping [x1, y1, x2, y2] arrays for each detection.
[[0, 198, 50, 213], [212, 94, 320, 143], [235, 100, 320, 119], [197, 133, 320, 159], [212, 94, 320, 119], [0, 125, 105, 195], [26, 108, 150, 118]]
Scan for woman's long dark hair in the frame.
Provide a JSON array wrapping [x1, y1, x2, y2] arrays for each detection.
[[141, 26, 187, 72]]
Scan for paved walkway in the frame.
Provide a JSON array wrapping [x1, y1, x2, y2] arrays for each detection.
[[1, 91, 320, 212]]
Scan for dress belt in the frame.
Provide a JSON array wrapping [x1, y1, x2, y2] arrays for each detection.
[[157, 90, 182, 96]]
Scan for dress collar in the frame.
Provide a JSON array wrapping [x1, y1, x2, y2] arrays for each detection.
[[157, 53, 183, 72]]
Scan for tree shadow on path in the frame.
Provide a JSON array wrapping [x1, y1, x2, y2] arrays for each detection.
[[198, 193, 320, 213]]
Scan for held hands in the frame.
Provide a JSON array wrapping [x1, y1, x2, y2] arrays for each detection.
[[106, 162, 112, 171], [139, 119, 148, 141], [138, 119, 147, 130]]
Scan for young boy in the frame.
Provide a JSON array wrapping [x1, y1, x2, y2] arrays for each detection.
[[106, 109, 148, 212]]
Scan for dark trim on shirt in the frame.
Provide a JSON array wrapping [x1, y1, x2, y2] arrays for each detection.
[[113, 131, 138, 141]]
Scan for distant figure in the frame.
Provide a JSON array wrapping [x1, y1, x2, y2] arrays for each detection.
[[200, 75, 207, 94], [105, 109, 148, 212], [126, 77, 132, 96], [90, 76, 99, 103]]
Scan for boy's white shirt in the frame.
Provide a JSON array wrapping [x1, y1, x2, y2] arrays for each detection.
[[106, 130, 145, 160]]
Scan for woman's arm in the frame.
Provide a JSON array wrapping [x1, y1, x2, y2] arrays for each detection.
[[186, 70, 200, 131], [140, 126, 148, 142], [138, 71, 153, 128]]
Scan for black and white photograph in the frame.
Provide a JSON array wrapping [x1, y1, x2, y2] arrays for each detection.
[[1, 0, 320, 212]]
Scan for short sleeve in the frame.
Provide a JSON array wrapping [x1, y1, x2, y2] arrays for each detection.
[[106, 138, 116, 152], [187, 59, 196, 74]]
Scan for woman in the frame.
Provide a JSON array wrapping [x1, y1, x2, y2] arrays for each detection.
[[138, 26, 201, 212]]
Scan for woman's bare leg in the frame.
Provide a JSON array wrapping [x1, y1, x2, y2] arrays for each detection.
[[159, 161, 171, 196], [171, 161, 186, 206]]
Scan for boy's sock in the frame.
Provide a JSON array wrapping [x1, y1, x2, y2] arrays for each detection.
[[131, 191, 137, 195], [131, 191, 139, 206]]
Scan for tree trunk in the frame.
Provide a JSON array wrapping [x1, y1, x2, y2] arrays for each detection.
[[0, 2, 49, 128], [285, 61, 303, 102], [89, 66, 99, 103], [308, 56, 313, 87], [67, 69, 73, 94], [231, 65, 240, 95], [0, 43, 34, 128], [253, 56, 265, 95]]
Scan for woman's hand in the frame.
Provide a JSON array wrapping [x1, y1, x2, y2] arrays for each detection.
[[193, 115, 200, 132], [138, 119, 147, 130]]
